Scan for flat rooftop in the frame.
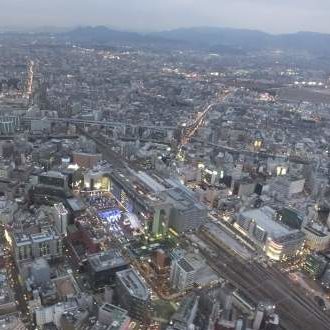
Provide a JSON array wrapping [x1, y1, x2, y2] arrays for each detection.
[[161, 187, 206, 211], [110, 166, 205, 212], [116, 268, 149, 301], [99, 303, 129, 329], [66, 197, 86, 212], [40, 171, 65, 179], [14, 228, 58, 245], [87, 250, 127, 272], [54, 276, 77, 299], [53, 203, 68, 215], [304, 225, 328, 237], [240, 207, 291, 238], [177, 257, 195, 273]]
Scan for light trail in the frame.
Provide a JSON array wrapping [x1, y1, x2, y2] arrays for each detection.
[[24, 60, 34, 99], [179, 90, 229, 146]]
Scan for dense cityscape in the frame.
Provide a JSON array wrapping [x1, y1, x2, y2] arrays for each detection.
[[0, 23, 330, 330]]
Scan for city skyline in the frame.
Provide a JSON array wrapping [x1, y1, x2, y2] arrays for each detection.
[[1, 2, 330, 329]]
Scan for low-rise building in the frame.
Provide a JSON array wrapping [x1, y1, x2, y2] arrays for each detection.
[[97, 303, 130, 330], [72, 152, 102, 169]]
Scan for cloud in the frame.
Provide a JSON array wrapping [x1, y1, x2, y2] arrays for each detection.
[[0, 0, 329, 33]]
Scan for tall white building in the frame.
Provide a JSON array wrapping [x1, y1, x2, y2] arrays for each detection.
[[35, 303, 65, 328], [170, 257, 196, 291]]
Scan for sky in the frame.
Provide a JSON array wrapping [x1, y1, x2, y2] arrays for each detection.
[[0, 0, 330, 34]]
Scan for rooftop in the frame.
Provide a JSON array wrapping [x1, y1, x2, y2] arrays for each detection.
[[304, 225, 328, 237], [40, 171, 65, 179], [240, 207, 291, 238], [99, 304, 129, 329], [53, 203, 68, 215], [14, 228, 59, 245], [177, 257, 195, 273], [87, 250, 127, 272], [116, 268, 149, 301], [66, 197, 86, 212]]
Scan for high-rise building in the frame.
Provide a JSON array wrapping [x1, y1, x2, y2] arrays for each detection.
[[115, 268, 150, 322], [109, 167, 206, 236], [53, 203, 69, 236], [0, 141, 14, 158], [87, 250, 128, 288], [165, 188, 207, 233], [170, 257, 196, 291]]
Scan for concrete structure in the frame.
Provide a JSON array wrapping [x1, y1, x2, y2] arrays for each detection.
[[35, 303, 65, 328], [237, 207, 305, 261], [0, 163, 13, 179], [0, 315, 26, 330], [170, 257, 196, 291], [168, 294, 199, 330], [109, 167, 206, 235], [30, 118, 51, 133], [38, 171, 69, 190], [12, 229, 63, 263], [303, 254, 328, 279], [164, 188, 207, 233], [0, 197, 17, 224], [83, 168, 111, 191], [302, 225, 330, 251], [53, 203, 69, 236], [87, 250, 128, 288], [72, 152, 102, 169], [270, 176, 305, 201], [98, 304, 130, 330], [35, 301, 80, 328], [115, 268, 150, 322], [30, 258, 51, 286]]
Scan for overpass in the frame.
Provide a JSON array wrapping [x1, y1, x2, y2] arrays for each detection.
[[192, 138, 313, 165], [22, 116, 176, 131]]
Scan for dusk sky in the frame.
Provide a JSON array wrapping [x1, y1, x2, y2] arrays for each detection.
[[1, 0, 330, 34]]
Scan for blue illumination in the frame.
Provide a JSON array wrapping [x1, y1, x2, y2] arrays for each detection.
[[98, 209, 121, 221]]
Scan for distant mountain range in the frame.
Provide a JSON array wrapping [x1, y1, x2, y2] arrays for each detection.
[[159, 27, 330, 55], [63, 26, 186, 49], [21, 25, 330, 54]]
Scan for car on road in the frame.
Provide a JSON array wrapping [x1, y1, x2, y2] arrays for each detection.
[[314, 296, 326, 311]]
